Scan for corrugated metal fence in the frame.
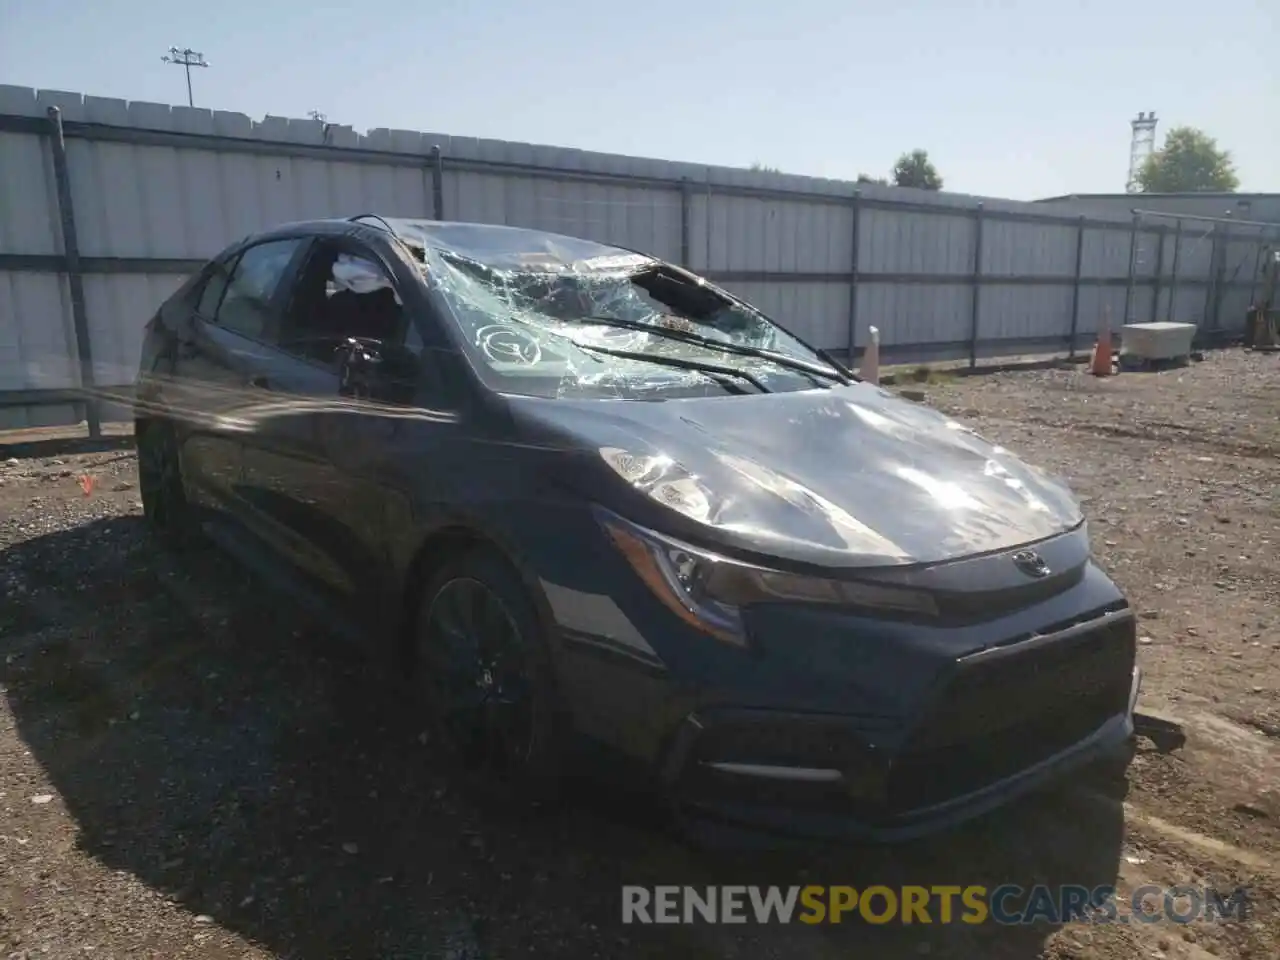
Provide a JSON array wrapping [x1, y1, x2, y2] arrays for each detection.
[[2, 85, 1276, 431]]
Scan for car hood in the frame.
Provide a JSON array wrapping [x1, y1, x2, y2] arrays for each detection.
[[507, 383, 1084, 568]]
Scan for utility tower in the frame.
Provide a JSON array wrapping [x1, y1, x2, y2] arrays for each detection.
[[161, 47, 209, 107], [1126, 111, 1158, 193]]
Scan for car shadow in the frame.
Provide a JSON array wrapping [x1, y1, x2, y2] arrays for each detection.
[[0, 515, 1129, 959]]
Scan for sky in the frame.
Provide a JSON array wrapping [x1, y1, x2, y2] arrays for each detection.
[[1, 0, 1276, 201]]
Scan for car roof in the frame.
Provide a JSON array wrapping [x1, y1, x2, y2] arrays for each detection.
[[241, 217, 658, 271]]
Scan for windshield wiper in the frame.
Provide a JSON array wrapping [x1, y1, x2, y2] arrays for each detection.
[[569, 314, 852, 386], [816, 348, 858, 381], [571, 341, 771, 393]]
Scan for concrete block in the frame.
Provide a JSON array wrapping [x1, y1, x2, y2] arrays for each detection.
[[449, 137, 482, 161], [171, 106, 216, 135], [554, 147, 585, 171], [1121, 322, 1197, 361], [418, 133, 451, 156], [36, 90, 86, 121], [0, 85, 40, 116], [82, 96, 130, 125], [256, 116, 292, 140], [364, 128, 395, 150], [472, 138, 509, 161], [499, 140, 538, 165], [529, 143, 559, 168], [212, 110, 253, 138], [284, 118, 324, 143], [387, 129, 425, 154], [328, 125, 360, 148], [125, 100, 174, 129]]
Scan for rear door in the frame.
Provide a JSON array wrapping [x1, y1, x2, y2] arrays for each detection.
[[172, 236, 312, 519]]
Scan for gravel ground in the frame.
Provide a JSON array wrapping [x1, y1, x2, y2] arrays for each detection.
[[1, 349, 1277, 960]]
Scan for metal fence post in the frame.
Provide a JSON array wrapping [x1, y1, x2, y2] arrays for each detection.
[[846, 189, 862, 364], [1165, 219, 1182, 322], [1202, 217, 1222, 335], [1209, 212, 1231, 334], [703, 170, 713, 273], [1247, 234, 1264, 308], [1068, 216, 1085, 357], [430, 145, 444, 220], [679, 178, 692, 268], [1123, 210, 1139, 326], [46, 106, 100, 439], [1150, 224, 1166, 323], [968, 202, 984, 369]]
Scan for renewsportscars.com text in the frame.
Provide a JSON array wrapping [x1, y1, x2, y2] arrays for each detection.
[[621, 884, 1252, 926]]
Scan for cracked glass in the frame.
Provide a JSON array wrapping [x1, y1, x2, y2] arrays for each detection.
[[386, 221, 842, 400]]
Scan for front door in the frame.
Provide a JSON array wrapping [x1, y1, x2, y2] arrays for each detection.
[[239, 239, 417, 607]]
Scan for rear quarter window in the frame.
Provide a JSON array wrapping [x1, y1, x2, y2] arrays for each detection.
[[195, 259, 235, 317]]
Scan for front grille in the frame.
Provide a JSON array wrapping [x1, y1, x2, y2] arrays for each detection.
[[681, 763, 873, 819], [934, 564, 1086, 624], [887, 609, 1135, 811], [688, 713, 887, 770]]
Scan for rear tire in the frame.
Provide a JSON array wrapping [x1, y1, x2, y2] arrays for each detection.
[[412, 546, 566, 800], [137, 419, 201, 550]]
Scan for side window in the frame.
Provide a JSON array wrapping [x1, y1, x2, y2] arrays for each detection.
[[214, 238, 307, 340], [279, 243, 406, 364], [194, 258, 235, 318]]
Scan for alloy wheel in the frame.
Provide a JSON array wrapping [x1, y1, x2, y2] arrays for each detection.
[[419, 577, 537, 770]]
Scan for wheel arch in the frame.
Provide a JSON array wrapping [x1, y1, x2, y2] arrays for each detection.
[[396, 516, 561, 673]]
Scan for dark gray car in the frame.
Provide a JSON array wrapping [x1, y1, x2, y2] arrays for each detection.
[[134, 215, 1140, 841]]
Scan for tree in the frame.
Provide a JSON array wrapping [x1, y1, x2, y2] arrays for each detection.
[[1137, 126, 1239, 193], [749, 162, 781, 173], [892, 149, 943, 190], [857, 173, 888, 185]]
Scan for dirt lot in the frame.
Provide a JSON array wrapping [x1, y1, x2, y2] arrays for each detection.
[[1, 349, 1277, 960]]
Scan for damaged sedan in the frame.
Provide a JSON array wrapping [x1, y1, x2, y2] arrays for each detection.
[[134, 216, 1140, 841]]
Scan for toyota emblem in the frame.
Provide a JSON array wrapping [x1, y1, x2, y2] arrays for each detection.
[[1012, 550, 1051, 578]]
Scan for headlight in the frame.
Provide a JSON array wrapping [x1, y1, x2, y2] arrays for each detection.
[[599, 447, 715, 523], [596, 508, 938, 647]]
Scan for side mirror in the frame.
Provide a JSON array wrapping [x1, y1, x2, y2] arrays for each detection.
[[337, 338, 419, 402]]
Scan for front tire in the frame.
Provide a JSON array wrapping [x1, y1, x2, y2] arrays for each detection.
[[136, 419, 200, 550], [413, 546, 566, 797]]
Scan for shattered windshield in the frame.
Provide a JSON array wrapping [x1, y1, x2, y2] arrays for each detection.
[[391, 221, 837, 400]]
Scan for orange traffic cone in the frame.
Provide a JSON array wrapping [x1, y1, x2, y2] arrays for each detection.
[[861, 325, 881, 385], [1090, 316, 1113, 377]]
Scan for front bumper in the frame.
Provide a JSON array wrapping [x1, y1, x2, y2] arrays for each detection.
[[658, 608, 1141, 842]]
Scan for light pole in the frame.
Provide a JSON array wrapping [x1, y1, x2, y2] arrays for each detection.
[[161, 47, 209, 107]]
